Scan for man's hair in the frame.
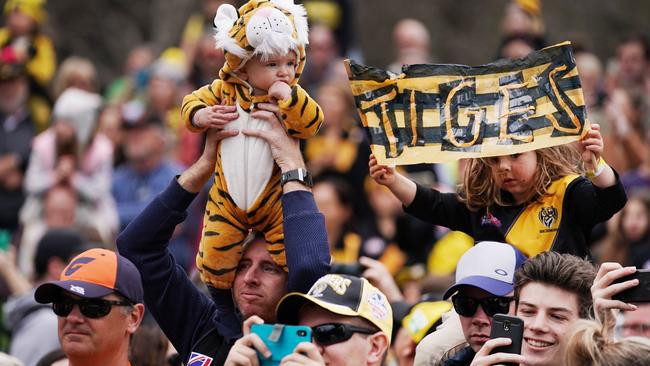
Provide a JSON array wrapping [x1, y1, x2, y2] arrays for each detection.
[[514, 252, 596, 318]]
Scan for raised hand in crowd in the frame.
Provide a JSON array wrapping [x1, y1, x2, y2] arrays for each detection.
[[578, 123, 616, 188], [359, 256, 404, 303], [469, 337, 526, 366], [0, 245, 30, 296], [368, 154, 417, 206], [244, 103, 307, 177], [191, 103, 239, 130], [590, 262, 638, 327], [177, 127, 239, 193]]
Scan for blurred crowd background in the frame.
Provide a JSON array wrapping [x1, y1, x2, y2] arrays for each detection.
[[0, 0, 649, 365]]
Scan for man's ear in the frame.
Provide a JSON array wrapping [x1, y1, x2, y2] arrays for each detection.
[[366, 332, 390, 365], [126, 303, 145, 335]]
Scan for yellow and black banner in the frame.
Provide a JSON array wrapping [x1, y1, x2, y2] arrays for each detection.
[[345, 42, 589, 165]]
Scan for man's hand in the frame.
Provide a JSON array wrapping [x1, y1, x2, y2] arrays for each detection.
[[246, 102, 302, 172], [469, 338, 526, 366], [224, 316, 270, 366], [360, 256, 404, 303], [177, 128, 238, 193], [268, 81, 292, 104], [192, 104, 239, 130], [591, 262, 638, 326], [280, 342, 325, 365]]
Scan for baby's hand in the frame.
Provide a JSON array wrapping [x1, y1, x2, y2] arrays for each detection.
[[193, 104, 238, 130], [368, 154, 396, 187], [268, 81, 291, 104]]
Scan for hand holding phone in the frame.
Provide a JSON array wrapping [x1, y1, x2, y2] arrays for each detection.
[[488, 314, 523, 366], [612, 270, 650, 303], [251, 323, 312, 366]]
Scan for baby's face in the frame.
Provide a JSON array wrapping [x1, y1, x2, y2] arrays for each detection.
[[239, 51, 297, 95]]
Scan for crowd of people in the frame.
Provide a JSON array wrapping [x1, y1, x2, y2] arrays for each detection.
[[0, 0, 649, 365]]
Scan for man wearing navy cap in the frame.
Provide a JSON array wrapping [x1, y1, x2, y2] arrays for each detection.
[[34, 248, 145, 366], [435, 241, 527, 366]]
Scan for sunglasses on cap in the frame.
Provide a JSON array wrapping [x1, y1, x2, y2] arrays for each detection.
[[52, 297, 132, 319], [311, 323, 378, 346], [452, 295, 514, 318]]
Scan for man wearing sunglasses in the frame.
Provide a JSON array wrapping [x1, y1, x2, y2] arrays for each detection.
[[226, 274, 392, 365], [33, 248, 145, 366], [116, 108, 330, 365], [433, 241, 526, 366], [471, 251, 597, 366]]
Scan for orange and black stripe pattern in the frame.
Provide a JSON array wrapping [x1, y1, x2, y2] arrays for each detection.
[[345, 42, 589, 166]]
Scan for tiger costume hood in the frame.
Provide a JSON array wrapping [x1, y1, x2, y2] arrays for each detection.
[[213, 0, 308, 97]]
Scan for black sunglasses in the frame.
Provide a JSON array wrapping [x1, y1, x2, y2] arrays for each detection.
[[452, 295, 514, 318], [311, 323, 378, 346], [52, 297, 132, 319]]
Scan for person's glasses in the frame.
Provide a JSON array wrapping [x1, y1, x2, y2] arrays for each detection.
[[617, 323, 650, 335], [452, 295, 514, 317], [311, 323, 378, 346], [52, 297, 132, 318]]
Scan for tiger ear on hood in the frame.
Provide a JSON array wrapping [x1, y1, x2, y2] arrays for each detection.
[[271, 0, 309, 46], [213, 3, 247, 59]]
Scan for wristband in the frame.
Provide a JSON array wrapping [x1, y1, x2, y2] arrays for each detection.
[[280, 168, 313, 188], [586, 157, 607, 178]]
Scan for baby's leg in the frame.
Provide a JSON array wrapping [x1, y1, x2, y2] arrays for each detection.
[[249, 180, 286, 271], [197, 183, 249, 289]]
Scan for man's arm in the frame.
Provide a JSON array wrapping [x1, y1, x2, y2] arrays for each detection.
[[246, 103, 331, 292], [116, 129, 239, 360]]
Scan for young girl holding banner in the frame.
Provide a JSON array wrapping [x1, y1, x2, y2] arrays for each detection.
[[369, 123, 626, 258]]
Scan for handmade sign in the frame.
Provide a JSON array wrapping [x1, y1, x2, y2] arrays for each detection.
[[345, 41, 589, 165]]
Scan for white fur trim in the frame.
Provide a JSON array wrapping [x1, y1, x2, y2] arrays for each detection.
[[246, 7, 299, 59], [213, 4, 248, 58], [271, 0, 309, 45]]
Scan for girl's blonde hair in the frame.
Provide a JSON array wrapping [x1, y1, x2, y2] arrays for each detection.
[[459, 144, 584, 211], [565, 318, 650, 366]]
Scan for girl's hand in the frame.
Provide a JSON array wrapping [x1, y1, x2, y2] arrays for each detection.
[[193, 104, 239, 130], [369, 154, 396, 187], [580, 123, 604, 171]]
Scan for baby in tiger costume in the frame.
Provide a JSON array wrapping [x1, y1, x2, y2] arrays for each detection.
[[182, 0, 323, 289]]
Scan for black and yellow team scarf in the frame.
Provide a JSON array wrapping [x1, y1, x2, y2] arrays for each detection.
[[345, 41, 589, 166]]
